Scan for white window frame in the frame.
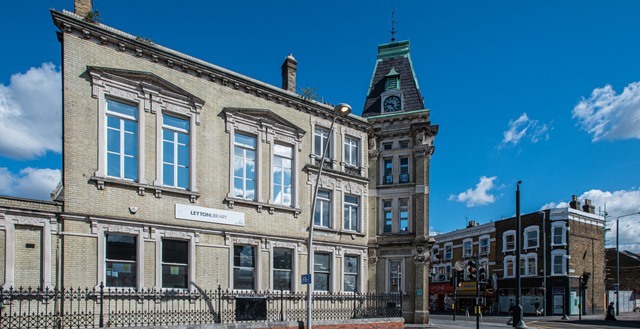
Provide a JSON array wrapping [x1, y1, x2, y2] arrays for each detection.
[[463, 238, 473, 258], [161, 113, 191, 189], [503, 230, 516, 252], [343, 136, 360, 167], [523, 253, 538, 277], [504, 255, 516, 278], [233, 132, 258, 200], [315, 189, 332, 228], [551, 222, 567, 246], [272, 143, 294, 207], [314, 127, 332, 159], [232, 244, 258, 291], [386, 258, 405, 294], [551, 249, 567, 275], [479, 234, 490, 255], [524, 226, 539, 249], [343, 194, 360, 232], [154, 230, 196, 291], [105, 98, 139, 181], [444, 242, 453, 260]]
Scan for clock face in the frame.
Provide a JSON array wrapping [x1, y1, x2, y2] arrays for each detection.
[[383, 96, 401, 112]]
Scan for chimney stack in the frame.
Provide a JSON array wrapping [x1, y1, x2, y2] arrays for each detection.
[[582, 199, 595, 214], [281, 54, 297, 93], [569, 195, 581, 210], [466, 220, 479, 228], [74, 0, 93, 17]]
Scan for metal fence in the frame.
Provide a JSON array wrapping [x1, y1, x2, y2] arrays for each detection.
[[0, 284, 402, 328]]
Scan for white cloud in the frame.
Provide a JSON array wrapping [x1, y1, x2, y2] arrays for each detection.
[[541, 189, 640, 253], [499, 113, 550, 148], [449, 176, 498, 207], [0, 63, 61, 159], [0, 167, 60, 200], [573, 82, 640, 141]]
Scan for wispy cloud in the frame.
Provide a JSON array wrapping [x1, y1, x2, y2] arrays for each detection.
[[499, 113, 550, 148], [541, 189, 640, 253], [449, 176, 498, 207], [0, 63, 61, 159], [0, 167, 60, 200], [573, 82, 640, 141]]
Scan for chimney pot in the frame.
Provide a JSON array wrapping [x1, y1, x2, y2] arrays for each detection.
[[582, 199, 595, 214], [74, 0, 93, 18], [569, 195, 581, 210], [281, 54, 297, 93]]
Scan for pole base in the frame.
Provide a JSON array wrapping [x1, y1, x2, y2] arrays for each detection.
[[561, 314, 571, 320], [515, 320, 528, 329]]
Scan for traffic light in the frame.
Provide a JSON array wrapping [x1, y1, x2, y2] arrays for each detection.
[[478, 265, 486, 282], [467, 260, 477, 280], [456, 270, 464, 287], [581, 272, 591, 290]]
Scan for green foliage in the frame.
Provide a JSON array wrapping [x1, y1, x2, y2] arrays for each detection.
[[299, 87, 319, 101], [83, 10, 101, 24]]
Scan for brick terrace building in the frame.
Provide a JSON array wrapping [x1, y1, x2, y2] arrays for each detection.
[[494, 196, 605, 316], [429, 221, 497, 313]]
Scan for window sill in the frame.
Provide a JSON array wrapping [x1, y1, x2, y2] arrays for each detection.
[[224, 197, 301, 217], [339, 230, 365, 238], [91, 176, 200, 202], [378, 182, 415, 188]]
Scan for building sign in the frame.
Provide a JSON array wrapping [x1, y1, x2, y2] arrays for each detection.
[[175, 204, 244, 226]]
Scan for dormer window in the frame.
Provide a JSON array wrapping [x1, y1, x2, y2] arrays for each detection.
[[385, 68, 400, 90]]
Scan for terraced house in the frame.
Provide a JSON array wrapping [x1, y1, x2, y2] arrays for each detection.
[[0, 0, 439, 326]]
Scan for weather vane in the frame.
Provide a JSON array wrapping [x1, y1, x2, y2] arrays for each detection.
[[390, 9, 397, 42]]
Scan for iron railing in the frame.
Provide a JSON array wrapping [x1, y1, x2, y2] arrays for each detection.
[[0, 284, 402, 328]]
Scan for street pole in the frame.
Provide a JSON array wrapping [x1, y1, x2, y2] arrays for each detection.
[[616, 217, 619, 316], [541, 211, 547, 317], [306, 104, 351, 329], [453, 271, 457, 321], [515, 181, 527, 328], [476, 253, 480, 329]]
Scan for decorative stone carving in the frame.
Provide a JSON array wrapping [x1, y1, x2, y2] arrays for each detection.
[[233, 237, 258, 246], [380, 249, 412, 256], [96, 180, 105, 190], [162, 230, 192, 240], [135, 49, 143, 57], [137, 186, 145, 196], [272, 241, 297, 249], [154, 189, 162, 198], [118, 43, 126, 51], [13, 216, 44, 226], [167, 59, 174, 68], [105, 224, 141, 234], [105, 87, 137, 101], [313, 245, 334, 253], [369, 257, 379, 265]]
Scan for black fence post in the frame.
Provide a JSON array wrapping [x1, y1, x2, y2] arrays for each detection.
[[280, 288, 284, 322], [99, 282, 104, 328], [216, 285, 222, 323]]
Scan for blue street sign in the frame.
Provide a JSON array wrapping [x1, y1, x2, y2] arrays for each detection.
[[301, 274, 311, 285]]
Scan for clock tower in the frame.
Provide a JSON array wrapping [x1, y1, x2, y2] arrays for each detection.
[[364, 39, 439, 324]]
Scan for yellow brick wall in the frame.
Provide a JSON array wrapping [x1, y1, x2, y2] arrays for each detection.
[[14, 226, 42, 288]]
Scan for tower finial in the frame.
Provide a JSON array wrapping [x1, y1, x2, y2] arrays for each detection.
[[390, 9, 397, 42]]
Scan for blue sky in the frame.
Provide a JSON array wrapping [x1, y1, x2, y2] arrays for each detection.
[[1, 1, 639, 250]]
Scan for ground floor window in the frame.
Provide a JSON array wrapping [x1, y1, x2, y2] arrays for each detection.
[[273, 248, 293, 290], [343, 256, 359, 292], [314, 252, 331, 291], [234, 245, 256, 290], [388, 259, 402, 293], [162, 239, 189, 288], [105, 233, 137, 288]]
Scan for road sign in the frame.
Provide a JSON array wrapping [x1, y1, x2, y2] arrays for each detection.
[[301, 274, 311, 285]]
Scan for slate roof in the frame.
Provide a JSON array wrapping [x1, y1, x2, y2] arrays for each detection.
[[362, 40, 425, 117]]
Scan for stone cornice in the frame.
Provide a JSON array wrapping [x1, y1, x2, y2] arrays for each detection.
[[51, 10, 370, 132]]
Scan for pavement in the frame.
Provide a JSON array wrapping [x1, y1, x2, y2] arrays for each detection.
[[404, 312, 640, 328]]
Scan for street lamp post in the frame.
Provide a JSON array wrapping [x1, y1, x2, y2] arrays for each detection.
[[306, 103, 352, 329], [514, 181, 527, 329], [615, 211, 640, 316]]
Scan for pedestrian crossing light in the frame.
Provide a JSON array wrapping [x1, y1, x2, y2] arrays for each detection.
[[467, 260, 477, 280], [456, 270, 464, 287]]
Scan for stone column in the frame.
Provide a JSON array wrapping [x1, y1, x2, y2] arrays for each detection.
[[413, 252, 430, 324]]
